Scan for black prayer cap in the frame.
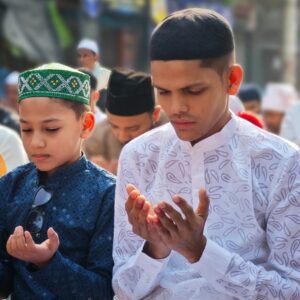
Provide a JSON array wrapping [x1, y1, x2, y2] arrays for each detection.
[[238, 84, 262, 103], [106, 67, 155, 116], [150, 8, 234, 61]]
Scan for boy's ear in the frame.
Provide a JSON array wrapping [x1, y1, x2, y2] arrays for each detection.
[[81, 112, 95, 139], [228, 64, 243, 95]]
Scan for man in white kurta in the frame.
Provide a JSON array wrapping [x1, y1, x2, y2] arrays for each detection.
[[112, 8, 300, 300], [113, 114, 300, 299]]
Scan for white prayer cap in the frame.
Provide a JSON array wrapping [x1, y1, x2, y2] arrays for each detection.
[[77, 38, 99, 54], [229, 95, 245, 114], [262, 83, 298, 113], [5, 71, 19, 85]]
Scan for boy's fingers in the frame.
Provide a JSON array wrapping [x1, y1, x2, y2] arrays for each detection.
[[24, 231, 35, 250], [47, 228, 60, 251], [6, 235, 13, 254], [15, 226, 26, 251]]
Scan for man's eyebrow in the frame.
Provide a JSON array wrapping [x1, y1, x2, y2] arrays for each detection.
[[154, 82, 207, 91]]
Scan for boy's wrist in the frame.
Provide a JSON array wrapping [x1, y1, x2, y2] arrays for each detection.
[[28, 256, 53, 269]]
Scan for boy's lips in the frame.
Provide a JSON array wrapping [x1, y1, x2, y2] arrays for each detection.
[[31, 154, 50, 161]]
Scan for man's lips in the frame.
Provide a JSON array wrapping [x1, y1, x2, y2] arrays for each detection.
[[171, 120, 196, 129]]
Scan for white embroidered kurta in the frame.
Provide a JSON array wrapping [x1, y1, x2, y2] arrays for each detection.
[[113, 114, 300, 300]]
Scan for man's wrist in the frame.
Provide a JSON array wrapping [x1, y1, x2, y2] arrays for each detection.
[[143, 241, 171, 259], [187, 236, 207, 263]]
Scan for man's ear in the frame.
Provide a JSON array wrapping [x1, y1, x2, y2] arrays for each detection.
[[90, 90, 100, 113], [92, 90, 100, 103], [228, 64, 243, 95], [152, 105, 161, 123], [81, 112, 95, 139]]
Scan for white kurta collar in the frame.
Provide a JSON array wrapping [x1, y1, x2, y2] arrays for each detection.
[[179, 113, 238, 153]]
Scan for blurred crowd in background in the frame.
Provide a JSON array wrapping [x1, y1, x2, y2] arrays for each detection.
[[0, 0, 300, 175]]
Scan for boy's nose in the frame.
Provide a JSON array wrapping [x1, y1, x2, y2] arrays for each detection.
[[31, 134, 46, 148]]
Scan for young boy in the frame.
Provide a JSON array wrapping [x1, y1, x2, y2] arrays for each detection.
[[0, 63, 115, 299]]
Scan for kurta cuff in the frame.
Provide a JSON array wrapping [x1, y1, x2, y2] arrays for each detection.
[[190, 238, 233, 280]]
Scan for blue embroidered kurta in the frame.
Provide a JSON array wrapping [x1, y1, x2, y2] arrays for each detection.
[[0, 155, 115, 299]]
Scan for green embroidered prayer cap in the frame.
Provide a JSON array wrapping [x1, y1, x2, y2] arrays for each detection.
[[18, 63, 90, 105]]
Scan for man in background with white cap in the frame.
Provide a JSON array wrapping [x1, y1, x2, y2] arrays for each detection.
[[0, 71, 20, 134], [77, 38, 111, 91], [262, 83, 297, 134], [3, 71, 19, 113]]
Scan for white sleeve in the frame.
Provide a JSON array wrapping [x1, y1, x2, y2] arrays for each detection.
[[0, 128, 28, 175], [190, 152, 300, 299], [112, 145, 169, 300]]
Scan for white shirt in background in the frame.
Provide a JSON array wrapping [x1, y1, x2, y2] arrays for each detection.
[[94, 107, 107, 125], [280, 102, 300, 147], [0, 125, 28, 176], [93, 62, 111, 91]]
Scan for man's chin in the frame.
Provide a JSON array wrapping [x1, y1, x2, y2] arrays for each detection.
[[174, 130, 205, 145]]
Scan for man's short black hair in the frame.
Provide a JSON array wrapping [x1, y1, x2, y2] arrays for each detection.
[[150, 8, 234, 63]]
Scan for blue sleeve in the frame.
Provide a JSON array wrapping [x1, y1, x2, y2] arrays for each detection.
[[28, 184, 115, 299], [0, 175, 14, 297]]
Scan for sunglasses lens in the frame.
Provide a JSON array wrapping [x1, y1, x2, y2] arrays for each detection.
[[26, 210, 44, 234], [33, 188, 52, 207]]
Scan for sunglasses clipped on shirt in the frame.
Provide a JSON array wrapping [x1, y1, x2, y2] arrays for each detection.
[[25, 186, 53, 239]]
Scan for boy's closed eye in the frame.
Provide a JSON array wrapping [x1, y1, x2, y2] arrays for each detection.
[[45, 128, 60, 133], [21, 128, 61, 133]]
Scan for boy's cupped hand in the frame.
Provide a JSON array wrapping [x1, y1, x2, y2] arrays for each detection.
[[6, 226, 60, 268]]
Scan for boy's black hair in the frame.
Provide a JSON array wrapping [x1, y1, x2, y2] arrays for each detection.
[[53, 99, 90, 119], [78, 68, 98, 91]]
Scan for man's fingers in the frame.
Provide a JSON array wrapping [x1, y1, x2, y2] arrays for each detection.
[[195, 189, 210, 221], [125, 185, 140, 213], [157, 202, 185, 228], [128, 196, 149, 226], [126, 184, 139, 195], [154, 205, 178, 236], [172, 195, 195, 221], [152, 219, 171, 243]]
